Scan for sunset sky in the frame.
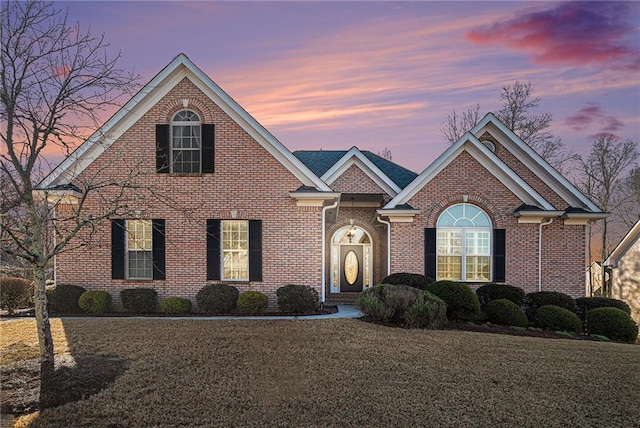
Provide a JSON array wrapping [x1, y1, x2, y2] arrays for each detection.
[[60, 0, 640, 173]]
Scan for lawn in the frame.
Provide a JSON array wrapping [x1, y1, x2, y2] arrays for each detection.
[[1, 318, 639, 427]]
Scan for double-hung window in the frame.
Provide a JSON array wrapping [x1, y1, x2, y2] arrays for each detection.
[[127, 220, 153, 279], [436, 203, 492, 282], [207, 219, 262, 282], [111, 219, 165, 280], [171, 110, 201, 173], [222, 220, 249, 281]]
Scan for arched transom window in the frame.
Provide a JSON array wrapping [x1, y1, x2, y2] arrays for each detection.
[[171, 110, 201, 173], [436, 203, 492, 282]]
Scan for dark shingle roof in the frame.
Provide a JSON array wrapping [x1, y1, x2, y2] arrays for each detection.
[[293, 150, 418, 190]]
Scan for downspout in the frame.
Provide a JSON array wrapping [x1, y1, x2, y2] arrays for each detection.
[[376, 215, 391, 277], [321, 199, 340, 303], [538, 219, 553, 292]]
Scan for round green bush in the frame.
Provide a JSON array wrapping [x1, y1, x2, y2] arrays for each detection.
[[237, 291, 269, 314], [425, 281, 480, 321], [120, 288, 158, 314], [196, 284, 239, 314], [524, 291, 576, 322], [78, 290, 112, 314], [47, 284, 86, 314], [575, 297, 631, 322], [476, 284, 526, 312], [0, 277, 33, 314], [381, 273, 434, 290], [536, 305, 582, 333], [586, 307, 638, 343], [276, 284, 319, 314], [486, 299, 528, 328], [355, 284, 447, 328], [160, 297, 192, 314]]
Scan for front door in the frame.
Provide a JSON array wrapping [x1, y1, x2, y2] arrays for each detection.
[[340, 245, 363, 292]]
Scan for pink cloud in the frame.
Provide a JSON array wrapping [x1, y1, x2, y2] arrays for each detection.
[[466, 2, 639, 71], [565, 103, 625, 140]]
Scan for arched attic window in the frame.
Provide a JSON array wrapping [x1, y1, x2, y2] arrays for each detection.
[[171, 110, 201, 173]]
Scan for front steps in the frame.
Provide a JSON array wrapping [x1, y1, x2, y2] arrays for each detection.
[[324, 292, 361, 305]]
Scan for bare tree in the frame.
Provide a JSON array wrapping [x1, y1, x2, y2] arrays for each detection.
[[578, 135, 639, 295], [1, 0, 139, 403], [613, 166, 640, 229], [377, 147, 393, 161], [441, 82, 577, 171]]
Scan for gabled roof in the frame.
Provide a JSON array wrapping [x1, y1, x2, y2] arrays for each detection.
[[385, 113, 606, 215], [605, 219, 640, 267], [293, 149, 418, 193], [39, 53, 331, 192]]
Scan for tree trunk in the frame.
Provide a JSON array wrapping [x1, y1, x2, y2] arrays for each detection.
[[33, 264, 55, 408]]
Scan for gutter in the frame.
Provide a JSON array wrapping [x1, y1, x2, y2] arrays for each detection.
[[376, 215, 391, 277], [538, 219, 553, 292], [321, 199, 340, 303]]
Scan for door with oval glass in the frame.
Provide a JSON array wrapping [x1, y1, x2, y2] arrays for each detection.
[[340, 245, 363, 292]]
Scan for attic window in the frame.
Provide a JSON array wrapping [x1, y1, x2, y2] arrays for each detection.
[[171, 110, 201, 173], [481, 140, 496, 152]]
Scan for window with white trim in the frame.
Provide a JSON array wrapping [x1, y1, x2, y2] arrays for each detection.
[[222, 220, 248, 280], [436, 203, 491, 281], [171, 110, 201, 173], [126, 220, 153, 279]]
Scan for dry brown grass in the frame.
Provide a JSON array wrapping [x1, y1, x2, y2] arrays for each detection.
[[2, 318, 639, 427]]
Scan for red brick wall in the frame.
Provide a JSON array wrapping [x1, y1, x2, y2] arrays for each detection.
[[389, 150, 587, 297], [56, 78, 323, 309]]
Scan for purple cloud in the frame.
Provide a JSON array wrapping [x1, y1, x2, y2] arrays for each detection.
[[466, 2, 639, 71], [566, 103, 625, 140]]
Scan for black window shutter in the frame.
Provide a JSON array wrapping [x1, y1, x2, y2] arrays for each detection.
[[207, 219, 221, 280], [249, 220, 263, 282], [202, 124, 215, 173], [493, 229, 506, 283], [152, 219, 166, 280], [111, 219, 125, 279], [156, 124, 170, 173], [424, 228, 437, 280]]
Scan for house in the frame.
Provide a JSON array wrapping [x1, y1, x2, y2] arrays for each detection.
[[38, 54, 607, 309], [605, 220, 640, 326], [586, 261, 607, 296]]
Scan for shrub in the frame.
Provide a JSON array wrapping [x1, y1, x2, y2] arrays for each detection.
[[381, 273, 434, 290], [47, 284, 86, 314], [120, 288, 158, 314], [575, 297, 631, 322], [524, 291, 576, 322], [0, 277, 33, 314], [536, 305, 582, 333], [237, 291, 269, 314], [586, 307, 638, 343], [78, 290, 112, 314], [476, 284, 526, 312], [276, 284, 319, 314], [160, 297, 192, 314], [486, 299, 528, 328], [196, 284, 239, 314], [355, 284, 447, 328], [425, 281, 480, 321]]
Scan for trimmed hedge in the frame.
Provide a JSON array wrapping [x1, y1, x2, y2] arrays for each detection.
[[486, 299, 528, 328], [524, 291, 576, 322], [355, 284, 447, 328], [160, 297, 192, 314], [47, 284, 86, 314], [0, 277, 32, 314], [238, 291, 269, 314], [476, 284, 525, 312], [121, 288, 158, 314], [78, 290, 112, 314], [586, 308, 638, 343], [276, 284, 319, 314], [576, 297, 631, 322], [380, 273, 434, 290], [425, 281, 480, 321], [196, 284, 239, 314], [536, 305, 582, 333]]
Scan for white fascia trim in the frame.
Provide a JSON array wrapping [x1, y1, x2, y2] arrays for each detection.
[[376, 208, 421, 223], [289, 191, 341, 207], [40, 54, 330, 192], [385, 132, 554, 210], [473, 113, 602, 212], [321, 147, 401, 197], [604, 219, 640, 267]]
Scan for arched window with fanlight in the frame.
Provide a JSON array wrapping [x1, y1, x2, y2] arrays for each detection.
[[436, 203, 492, 281]]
